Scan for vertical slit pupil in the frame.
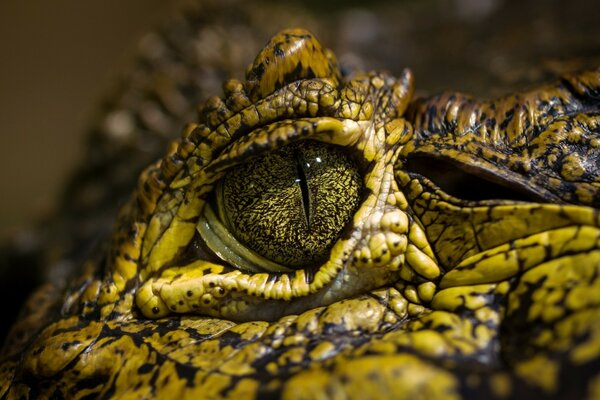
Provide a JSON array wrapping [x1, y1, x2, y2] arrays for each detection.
[[295, 149, 312, 230]]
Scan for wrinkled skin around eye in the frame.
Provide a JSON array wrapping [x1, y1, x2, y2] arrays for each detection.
[[217, 140, 362, 269], [117, 26, 424, 323]]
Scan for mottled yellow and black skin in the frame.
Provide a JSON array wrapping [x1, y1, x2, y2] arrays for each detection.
[[2, 27, 600, 399], [405, 71, 600, 206]]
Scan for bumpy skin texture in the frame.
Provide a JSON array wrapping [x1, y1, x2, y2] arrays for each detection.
[[405, 72, 600, 206], [2, 26, 600, 400]]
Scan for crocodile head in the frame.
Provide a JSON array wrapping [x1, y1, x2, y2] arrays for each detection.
[[2, 29, 600, 399]]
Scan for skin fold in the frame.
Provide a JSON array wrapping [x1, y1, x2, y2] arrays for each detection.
[[1, 5, 600, 400]]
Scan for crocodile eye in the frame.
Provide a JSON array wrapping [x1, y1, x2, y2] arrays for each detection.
[[201, 140, 363, 272], [134, 29, 417, 320]]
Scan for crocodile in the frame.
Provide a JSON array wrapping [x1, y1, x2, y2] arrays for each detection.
[[2, 2, 600, 399]]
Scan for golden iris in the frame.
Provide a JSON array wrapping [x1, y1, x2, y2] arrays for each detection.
[[216, 140, 362, 269]]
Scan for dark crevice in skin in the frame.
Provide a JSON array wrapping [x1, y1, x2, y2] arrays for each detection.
[[404, 155, 547, 203], [498, 276, 547, 369]]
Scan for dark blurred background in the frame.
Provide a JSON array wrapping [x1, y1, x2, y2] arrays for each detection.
[[0, 1, 187, 238]]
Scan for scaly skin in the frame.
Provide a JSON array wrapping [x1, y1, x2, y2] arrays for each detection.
[[2, 27, 600, 399]]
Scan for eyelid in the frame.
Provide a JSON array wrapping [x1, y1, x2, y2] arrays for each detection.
[[201, 117, 364, 176]]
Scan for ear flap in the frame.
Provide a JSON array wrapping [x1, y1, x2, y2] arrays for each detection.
[[245, 28, 341, 102]]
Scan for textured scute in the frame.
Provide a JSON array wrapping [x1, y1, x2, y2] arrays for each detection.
[[2, 2, 600, 400]]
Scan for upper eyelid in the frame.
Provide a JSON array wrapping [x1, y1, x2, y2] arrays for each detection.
[[204, 117, 364, 176]]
